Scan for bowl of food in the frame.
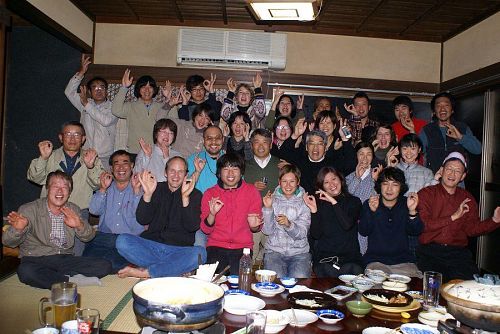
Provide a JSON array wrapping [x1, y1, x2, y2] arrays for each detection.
[[353, 278, 375, 292], [287, 291, 336, 310], [362, 289, 413, 307], [280, 277, 298, 288], [316, 309, 345, 324], [227, 275, 239, 288], [263, 309, 290, 333], [365, 269, 387, 283], [345, 300, 373, 318], [255, 269, 277, 283]]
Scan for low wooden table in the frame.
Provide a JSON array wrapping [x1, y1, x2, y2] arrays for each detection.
[[102, 277, 424, 333]]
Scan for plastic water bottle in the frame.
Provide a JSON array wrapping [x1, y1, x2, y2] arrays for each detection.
[[239, 248, 252, 292]]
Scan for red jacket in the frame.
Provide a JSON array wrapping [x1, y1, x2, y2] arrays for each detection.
[[201, 181, 262, 249], [392, 118, 427, 141]]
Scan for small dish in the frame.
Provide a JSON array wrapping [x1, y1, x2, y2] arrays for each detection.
[[287, 291, 336, 310], [401, 323, 439, 334], [316, 309, 344, 324], [365, 269, 388, 283], [362, 327, 393, 334], [255, 282, 280, 291], [280, 277, 298, 288], [281, 309, 318, 327], [407, 290, 423, 301], [223, 294, 265, 315], [324, 285, 357, 300], [345, 300, 373, 317], [227, 274, 239, 288], [338, 274, 357, 285], [252, 283, 285, 297], [263, 309, 290, 334], [382, 280, 408, 292], [353, 278, 375, 292], [389, 274, 411, 284], [224, 289, 250, 295], [255, 269, 277, 283]]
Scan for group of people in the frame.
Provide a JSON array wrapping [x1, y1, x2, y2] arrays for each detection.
[[3, 55, 499, 289]]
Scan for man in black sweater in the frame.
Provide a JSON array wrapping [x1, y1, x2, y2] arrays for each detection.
[[115, 156, 206, 278]]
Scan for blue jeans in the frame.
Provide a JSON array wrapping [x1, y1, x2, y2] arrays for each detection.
[[73, 208, 89, 256], [116, 234, 207, 278], [194, 229, 208, 247], [264, 251, 311, 278], [82, 232, 129, 273]]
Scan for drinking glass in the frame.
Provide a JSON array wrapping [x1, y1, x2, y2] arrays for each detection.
[[423, 271, 442, 310], [246, 311, 266, 334], [39, 282, 78, 329], [76, 308, 100, 334]]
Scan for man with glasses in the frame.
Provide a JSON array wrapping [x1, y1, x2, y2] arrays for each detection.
[[28, 121, 104, 255], [65, 54, 117, 169], [417, 152, 500, 281], [115, 157, 206, 279]]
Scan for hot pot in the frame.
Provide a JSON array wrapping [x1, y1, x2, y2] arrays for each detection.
[[132, 277, 225, 332], [441, 280, 500, 331]]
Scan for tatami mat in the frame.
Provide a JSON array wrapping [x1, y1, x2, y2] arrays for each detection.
[[0, 274, 140, 333]]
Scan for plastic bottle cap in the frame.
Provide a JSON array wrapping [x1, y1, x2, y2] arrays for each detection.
[[243, 248, 250, 255]]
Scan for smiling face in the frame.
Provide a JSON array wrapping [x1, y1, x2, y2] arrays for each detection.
[[251, 134, 271, 159], [47, 176, 71, 209], [354, 97, 370, 119], [401, 144, 420, 164], [275, 119, 292, 142], [394, 104, 411, 121], [231, 116, 247, 139], [59, 124, 85, 155], [306, 135, 326, 161], [318, 117, 336, 137], [190, 85, 206, 103], [203, 127, 223, 157], [357, 147, 373, 168], [89, 80, 107, 103], [139, 83, 154, 102], [376, 127, 392, 149], [111, 154, 133, 184], [434, 96, 453, 123], [380, 179, 401, 204], [193, 111, 212, 130], [316, 98, 331, 113], [279, 172, 299, 199], [236, 86, 252, 107], [166, 158, 188, 192], [441, 160, 466, 191], [322, 172, 342, 197], [156, 127, 175, 148], [278, 97, 293, 117], [220, 166, 242, 189]]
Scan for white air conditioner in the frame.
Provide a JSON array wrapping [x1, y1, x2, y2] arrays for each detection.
[[177, 28, 287, 70]]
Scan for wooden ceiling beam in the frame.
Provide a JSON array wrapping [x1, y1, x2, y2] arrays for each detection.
[[221, 0, 228, 25], [172, 0, 184, 23], [443, 2, 500, 41], [123, 0, 139, 21], [399, 0, 449, 37], [356, 0, 388, 33]]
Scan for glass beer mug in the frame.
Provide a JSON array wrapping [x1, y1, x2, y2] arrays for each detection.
[[39, 282, 78, 329]]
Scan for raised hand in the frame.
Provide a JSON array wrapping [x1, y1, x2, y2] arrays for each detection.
[[227, 78, 236, 92], [194, 156, 206, 174], [371, 164, 383, 181], [401, 115, 415, 133], [138, 170, 157, 199], [344, 103, 358, 117], [292, 118, 307, 139], [263, 190, 273, 208], [248, 213, 264, 229], [356, 162, 368, 179], [122, 69, 133, 88], [333, 138, 343, 151], [253, 73, 262, 89], [139, 138, 152, 158], [131, 173, 142, 194], [434, 167, 443, 181], [181, 175, 196, 199], [99, 171, 113, 192], [179, 85, 191, 105], [303, 193, 317, 213], [407, 192, 419, 214], [386, 146, 399, 167], [372, 139, 380, 151], [277, 159, 290, 170], [254, 180, 266, 191], [78, 85, 89, 107], [275, 214, 290, 227], [161, 80, 172, 99], [316, 189, 337, 205], [297, 94, 305, 110], [209, 197, 224, 216], [38, 140, 53, 160], [83, 149, 98, 169], [338, 118, 350, 141], [61, 206, 84, 230], [6, 211, 28, 231], [451, 198, 471, 221], [78, 54, 91, 76], [204, 73, 216, 93], [271, 87, 285, 110], [244, 123, 251, 141], [445, 123, 463, 140], [368, 195, 380, 212]]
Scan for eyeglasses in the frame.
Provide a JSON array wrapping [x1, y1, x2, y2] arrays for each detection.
[[307, 141, 325, 146], [63, 132, 83, 138], [90, 85, 106, 91], [191, 87, 205, 93], [276, 125, 290, 130]]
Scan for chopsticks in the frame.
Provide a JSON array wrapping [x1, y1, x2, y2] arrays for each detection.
[[211, 265, 230, 283]]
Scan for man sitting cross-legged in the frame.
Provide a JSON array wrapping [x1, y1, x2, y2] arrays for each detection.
[[2, 171, 112, 289], [116, 156, 206, 278]]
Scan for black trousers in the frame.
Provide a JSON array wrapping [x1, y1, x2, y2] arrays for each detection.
[[206, 247, 251, 276], [18, 254, 112, 289], [416, 243, 479, 282]]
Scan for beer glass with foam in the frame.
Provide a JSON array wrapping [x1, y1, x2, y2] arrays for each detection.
[[39, 282, 78, 329]]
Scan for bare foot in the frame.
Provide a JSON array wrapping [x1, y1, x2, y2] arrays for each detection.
[[117, 265, 150, 279]]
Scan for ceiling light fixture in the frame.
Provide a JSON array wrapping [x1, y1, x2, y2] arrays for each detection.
[[248, 0, 319, 21]]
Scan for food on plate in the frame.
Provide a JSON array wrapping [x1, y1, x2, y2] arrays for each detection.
[[445, 280, 500, 306], [296, 298, 322, 308], [365, 293, 407, 304]]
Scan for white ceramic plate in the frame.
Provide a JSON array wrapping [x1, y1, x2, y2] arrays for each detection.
[[263, 310, 290, 334], [362, 326, 393, 334], [382, 281, 408, 292], [251, 283, 285, 297], [223, 294, 266, 315], [281, 309, 318, 327], [389, 274, 411, 284], [401, 323, 439, 334], [338, 274, 357, 285]]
